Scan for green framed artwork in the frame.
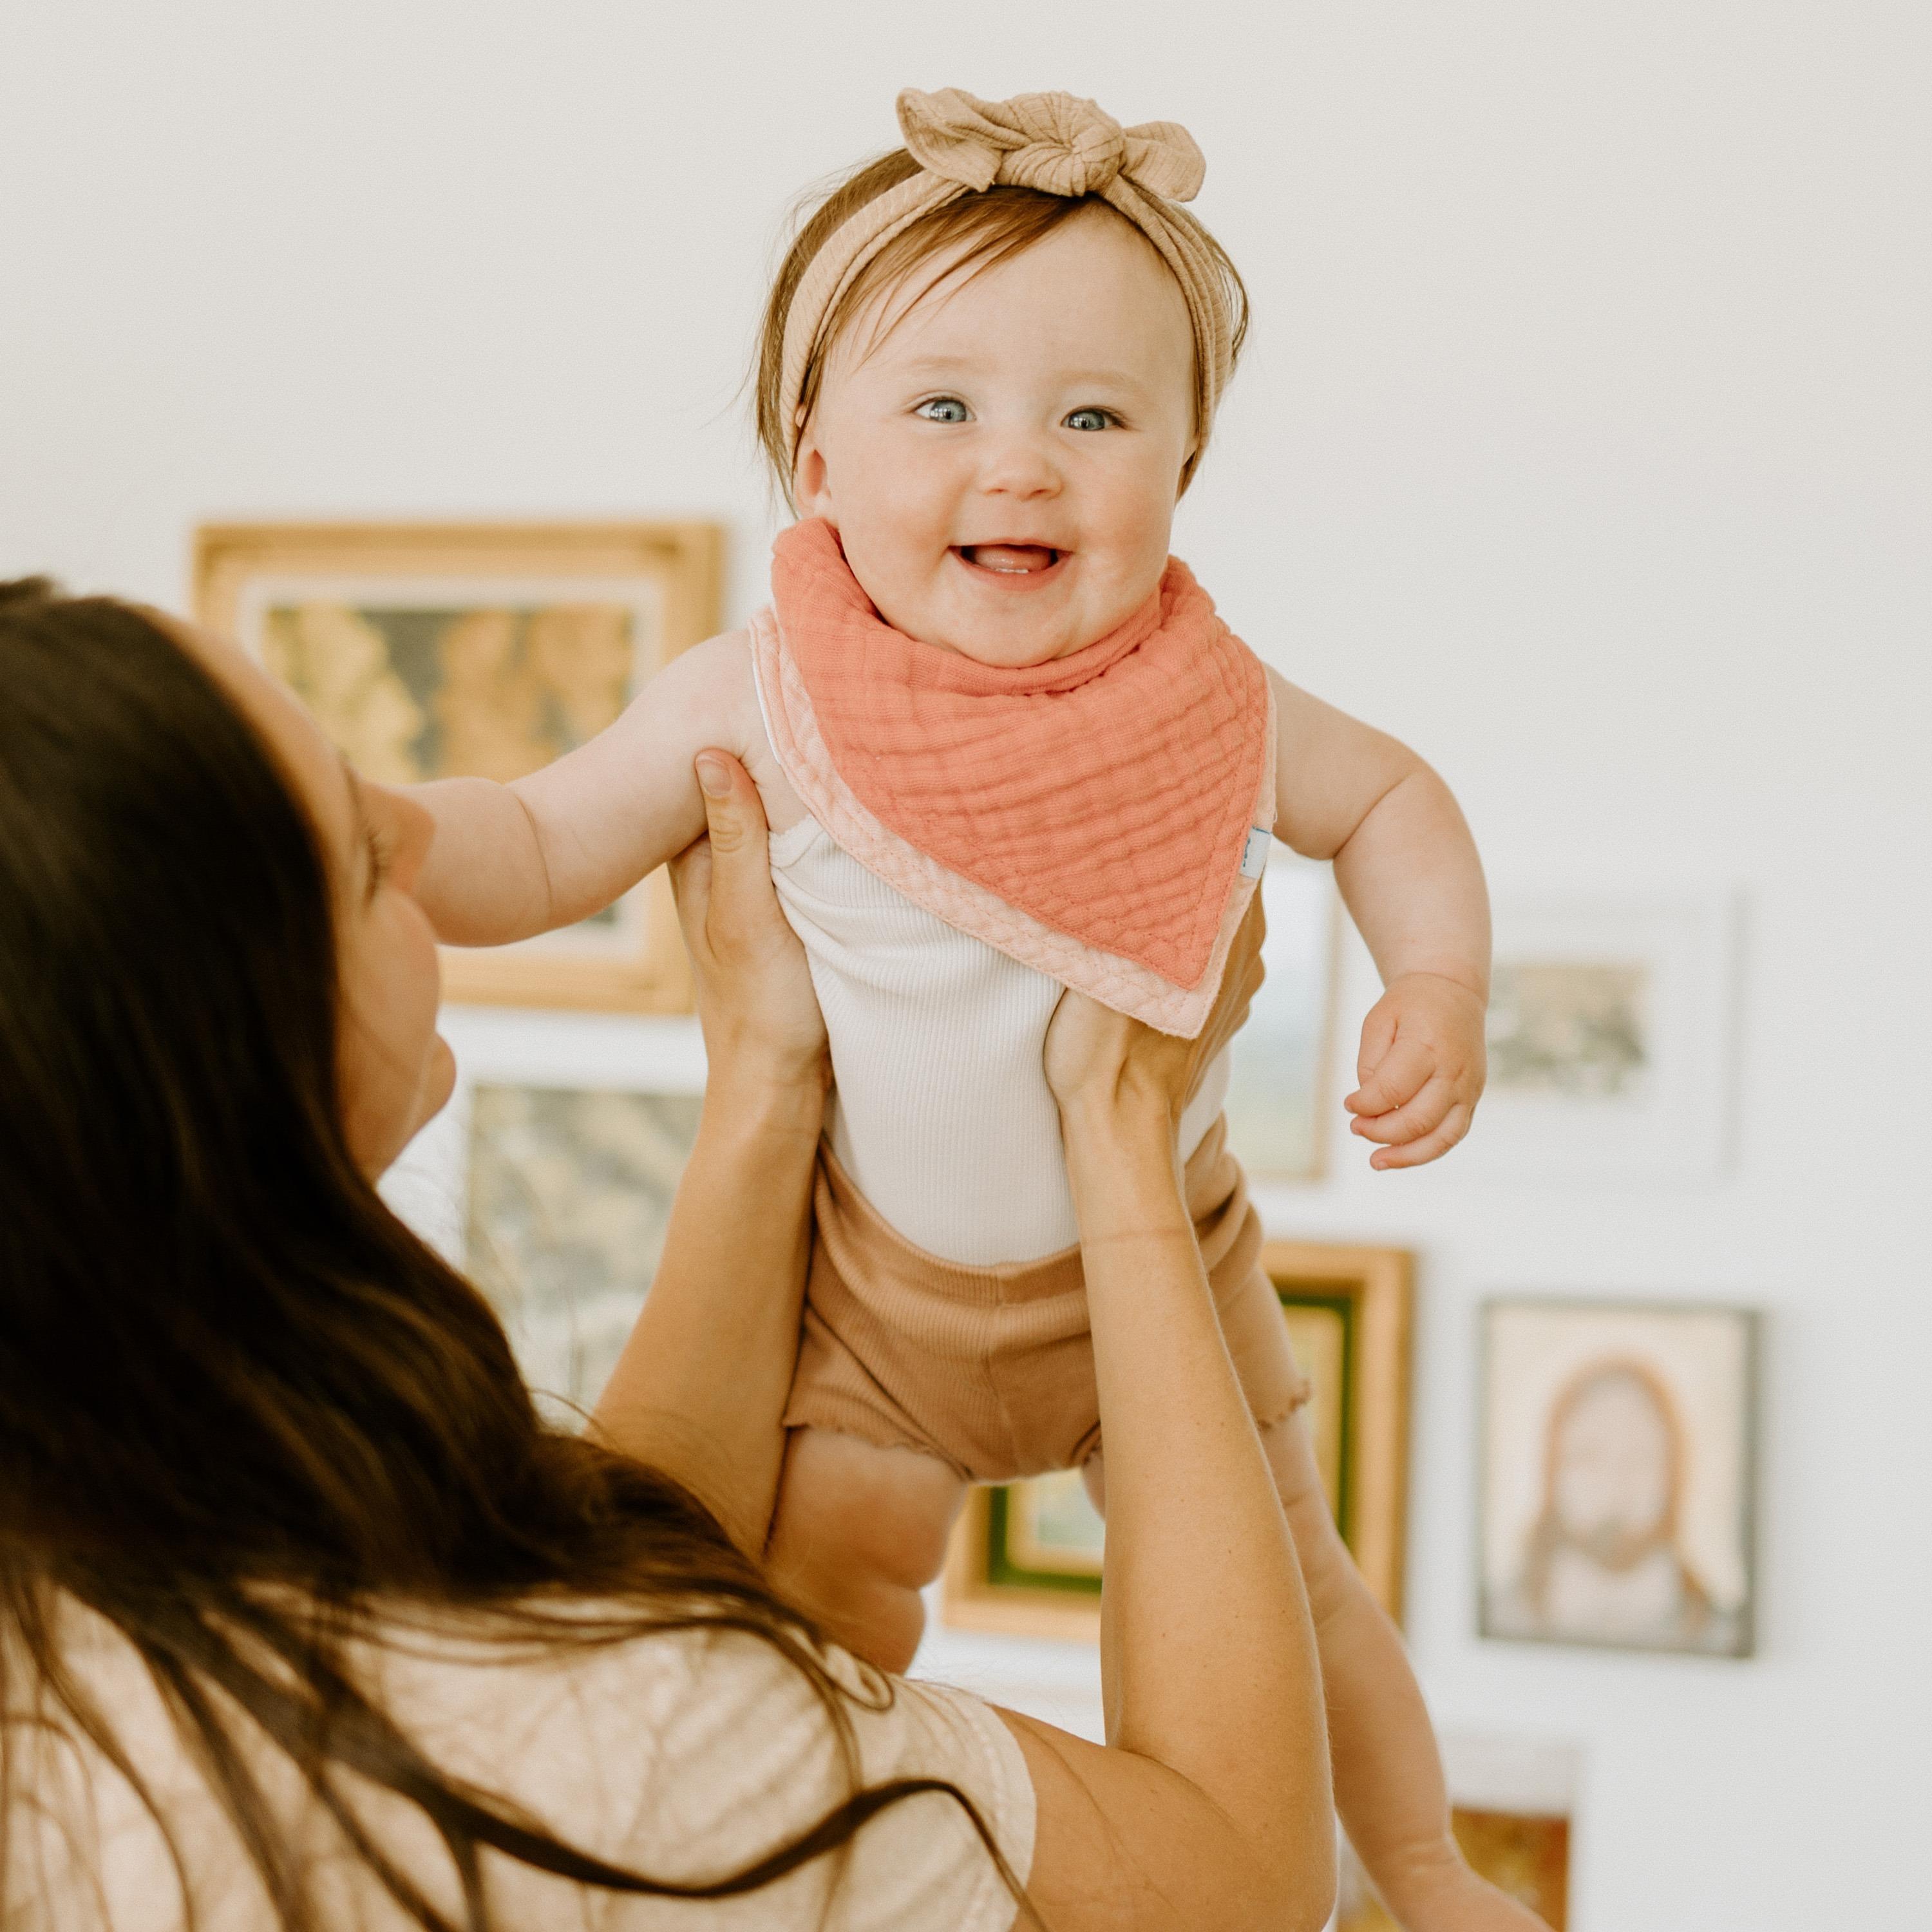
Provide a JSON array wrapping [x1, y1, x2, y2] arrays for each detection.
[[942, 1240, 1414, 1642]]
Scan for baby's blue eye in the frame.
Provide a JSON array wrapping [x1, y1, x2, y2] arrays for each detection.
[[915, 397, 971, 424], [1065, 407, 1115, 432]]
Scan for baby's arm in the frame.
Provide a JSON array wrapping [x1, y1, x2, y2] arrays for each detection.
[[1268, 667, 1490, 1167], [405, 632, 756, 945]]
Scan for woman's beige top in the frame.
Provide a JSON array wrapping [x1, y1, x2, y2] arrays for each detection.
[[8, 1599, 1033, 1931]]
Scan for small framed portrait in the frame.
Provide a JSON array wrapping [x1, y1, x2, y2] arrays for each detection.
[[1459, 893, 1741, 1182], [942, 1240, 1412, 1642], [1480, 1297, 1761, 1658], [1222, 858, 1342, 1182], [194, 520, 723, 1013]]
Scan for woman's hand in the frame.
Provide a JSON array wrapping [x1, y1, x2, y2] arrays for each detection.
[[1043, 891, 1266, 1125], [669, 752, 827, 1097], [592, 752, 824, 1553]]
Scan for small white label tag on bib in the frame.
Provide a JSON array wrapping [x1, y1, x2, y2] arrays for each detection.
[[1240, 827, 1271, 880]]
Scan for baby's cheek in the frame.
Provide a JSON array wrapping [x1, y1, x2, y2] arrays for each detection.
[[1095, 479, 1180, 585]]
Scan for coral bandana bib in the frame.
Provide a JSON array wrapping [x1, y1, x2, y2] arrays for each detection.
[[750, 518, 1274, 1036]]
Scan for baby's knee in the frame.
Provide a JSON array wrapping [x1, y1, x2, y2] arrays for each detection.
[[1256, 1414, 1368, 1622]]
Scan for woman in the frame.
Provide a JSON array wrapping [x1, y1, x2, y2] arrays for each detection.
[[0, 577, 1334, 1929]]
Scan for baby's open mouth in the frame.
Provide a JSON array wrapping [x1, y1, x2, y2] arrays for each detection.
[[954, 544, 1063, 575]]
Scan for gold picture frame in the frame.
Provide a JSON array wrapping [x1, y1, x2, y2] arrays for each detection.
[[194, 520, 723, 1014], [941, 1238, 1414, 1642]]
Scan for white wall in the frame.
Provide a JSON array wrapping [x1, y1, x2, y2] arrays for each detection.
[[4, 4, 1927, 1924]]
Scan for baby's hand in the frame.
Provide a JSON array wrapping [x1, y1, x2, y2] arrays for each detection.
[[1345, 971, 1487, 1170]]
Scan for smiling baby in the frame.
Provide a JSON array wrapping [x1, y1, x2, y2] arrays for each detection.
[[409, 88, 1524, 1929]]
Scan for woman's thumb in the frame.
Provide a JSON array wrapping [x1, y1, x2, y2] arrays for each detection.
[[693, 750, 764, 878]]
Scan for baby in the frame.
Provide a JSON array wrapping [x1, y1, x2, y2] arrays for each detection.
[[412, 90, 1521, 1928]]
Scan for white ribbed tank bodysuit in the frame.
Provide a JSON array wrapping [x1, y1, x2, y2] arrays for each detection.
[[765, 814, 1230, 1267]]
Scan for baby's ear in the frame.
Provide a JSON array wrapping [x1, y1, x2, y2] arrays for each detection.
[[791, 419, 835, 522], [1173, 437, 1202, 501]]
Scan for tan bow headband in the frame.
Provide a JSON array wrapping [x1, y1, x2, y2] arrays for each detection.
[[777, 88, 1238, 476]]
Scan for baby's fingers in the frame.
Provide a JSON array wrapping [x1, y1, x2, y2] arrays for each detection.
[[1367, 1103, 1472, 1170], [1346, 1036, 1435, 1118], [1350, 1074, 1455, 1146]]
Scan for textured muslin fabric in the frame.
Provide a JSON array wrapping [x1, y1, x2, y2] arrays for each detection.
[[757, 518, 1274, 1027], [779, 86, 1238, 470], [784, 1115, 1312, 1482], [10, 1597, 1034, 1932], [766, 811, 1228, 1264]]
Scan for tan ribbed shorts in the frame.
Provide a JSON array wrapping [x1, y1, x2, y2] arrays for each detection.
[[783, 1114, 1311, 1484]]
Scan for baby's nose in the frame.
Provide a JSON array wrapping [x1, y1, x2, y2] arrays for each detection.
[[978, 430, 1062, 496]]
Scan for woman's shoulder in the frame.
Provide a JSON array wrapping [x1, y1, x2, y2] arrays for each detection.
[[43, 1597, 1032, 1931], [375, 1604, 1036, 1930]]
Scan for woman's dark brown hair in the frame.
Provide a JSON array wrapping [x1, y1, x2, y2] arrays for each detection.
[[0, 580, 1009, 1929]]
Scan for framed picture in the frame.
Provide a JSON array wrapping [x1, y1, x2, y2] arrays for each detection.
[[375, 1003, 708, 1418], [194, 519, 723, 1012], [941, 1240, 1412, 1642], [1480, 1297, 1760, 1657], [1222, 857, 1342, 1182], [462, 1079, 703, 1416], [1460, 892, 1741, 1181]]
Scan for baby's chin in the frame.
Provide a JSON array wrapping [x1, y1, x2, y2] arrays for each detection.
[[866, 567, 1159, 668]]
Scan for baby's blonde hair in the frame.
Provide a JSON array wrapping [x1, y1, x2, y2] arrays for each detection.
[[753, 147, 1249, 506]]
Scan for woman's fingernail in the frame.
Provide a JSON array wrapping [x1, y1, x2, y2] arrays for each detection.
[[696, 755, 730, 797]]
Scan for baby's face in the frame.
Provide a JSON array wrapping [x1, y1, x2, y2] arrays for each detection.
[[794, 206, 1197, 668]]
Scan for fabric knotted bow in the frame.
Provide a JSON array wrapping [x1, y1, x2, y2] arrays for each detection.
[[895, 87, 1206, 204]]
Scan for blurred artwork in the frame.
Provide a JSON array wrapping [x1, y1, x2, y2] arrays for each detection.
[[1461, 895, 1739, 1180], [1002, 1469, 1106, 1577], [260, 600, 640, 934], [194, 520, 721, 1012], [464, 1084, 701, 1415], [1451, 1810, 1569, 1928], [1481, 1299, 1758, 1656], [257, 600, 638, 790], [1487, 961, 1649, 1099], [1223, 858, 1339, 1180]]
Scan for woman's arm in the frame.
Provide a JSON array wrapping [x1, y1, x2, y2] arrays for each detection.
[[588, 751, 828, 1560], [993, 920, 1337, 1932]]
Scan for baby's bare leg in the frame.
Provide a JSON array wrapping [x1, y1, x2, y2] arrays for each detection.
[[764, 1426, 966, 1675]]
